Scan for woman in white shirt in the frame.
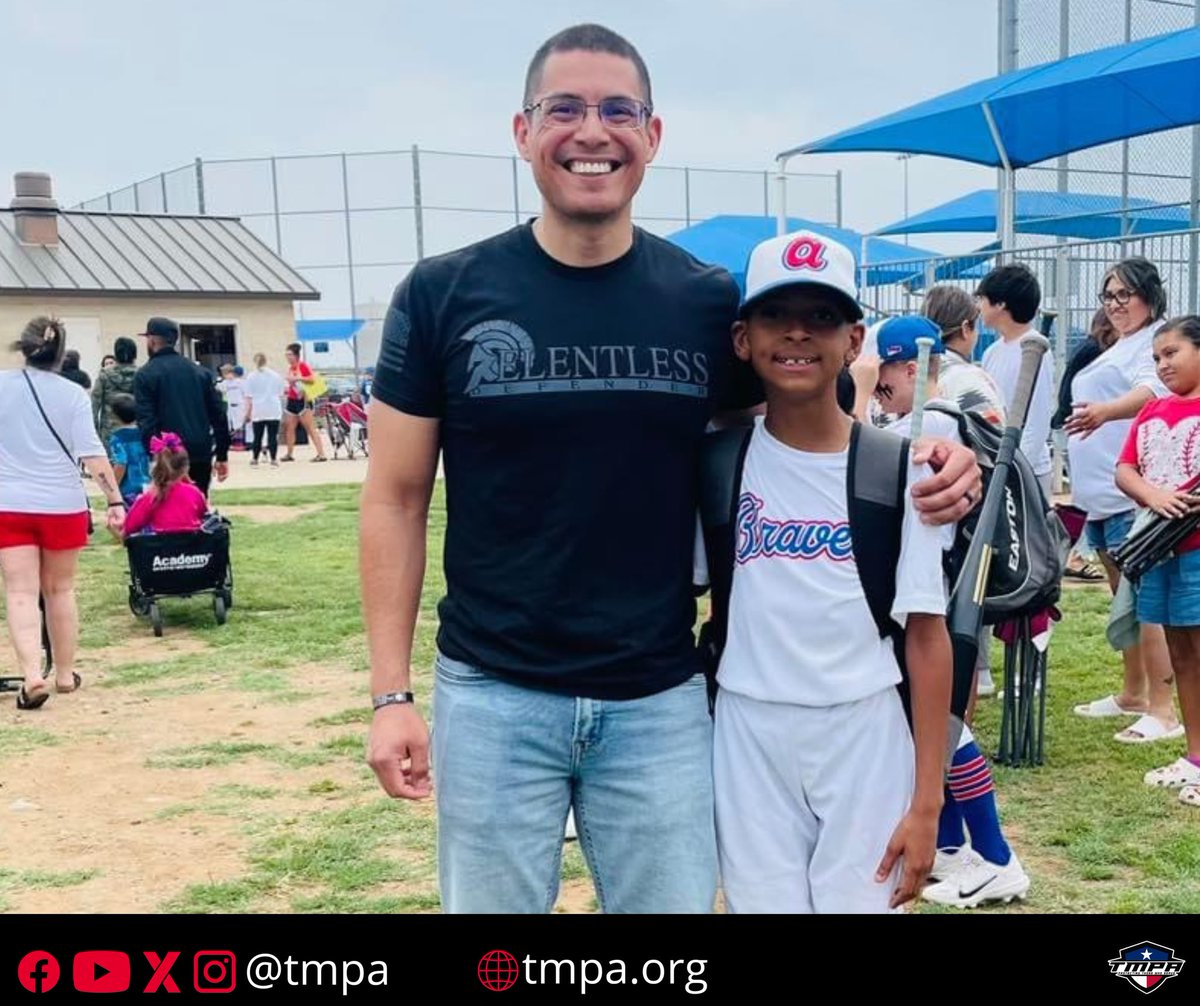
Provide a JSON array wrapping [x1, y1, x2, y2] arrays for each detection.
[[0, 318, 125, 709], [1066, 258, 1181, 743], [243, 353, 286, 466]]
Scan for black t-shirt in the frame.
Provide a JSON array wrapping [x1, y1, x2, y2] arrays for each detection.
[[372, 222, 756, 700]]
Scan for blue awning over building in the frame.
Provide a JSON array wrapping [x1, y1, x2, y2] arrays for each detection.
[[666, 215, 941, 290], [296, 319, 365, 342], [783, 26, 1200, 169], [876, 189, 1190, 240]]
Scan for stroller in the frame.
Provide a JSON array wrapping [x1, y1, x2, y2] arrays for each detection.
[[317, 397, 369, 460], [126, 515, 234, 637]]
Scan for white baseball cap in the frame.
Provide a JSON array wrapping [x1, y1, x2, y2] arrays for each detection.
[[741, 229, 863, 321]]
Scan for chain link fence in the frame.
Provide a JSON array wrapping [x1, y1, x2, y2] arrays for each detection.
[[1014, 0, 1199, 233], [75, 149, 841, 320]]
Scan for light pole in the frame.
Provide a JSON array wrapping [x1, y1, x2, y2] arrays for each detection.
[[897, 154, 913, 245]]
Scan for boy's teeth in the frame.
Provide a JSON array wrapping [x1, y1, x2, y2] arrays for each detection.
[[568, 161, 614, 174]]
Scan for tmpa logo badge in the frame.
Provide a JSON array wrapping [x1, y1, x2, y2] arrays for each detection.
[[1108, 942, 1184, 994]]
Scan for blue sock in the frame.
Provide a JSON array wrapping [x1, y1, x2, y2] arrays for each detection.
[[937, 785, 965, 848], [948, 741, 1011, 866]]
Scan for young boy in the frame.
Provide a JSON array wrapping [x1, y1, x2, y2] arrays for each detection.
[[854, 315, 1031, 908], [711, 231, 951, 913], [977, 264, 1055, 498], [106, 393, 150, 507]]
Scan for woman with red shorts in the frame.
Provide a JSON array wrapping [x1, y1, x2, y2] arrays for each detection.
[[0, 318, 125, 709]]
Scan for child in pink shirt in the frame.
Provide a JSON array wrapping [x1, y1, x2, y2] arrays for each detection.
[[123, 432, 208, 536]]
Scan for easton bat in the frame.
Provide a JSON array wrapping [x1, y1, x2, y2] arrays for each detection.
[[944, 332, 1051, 745]]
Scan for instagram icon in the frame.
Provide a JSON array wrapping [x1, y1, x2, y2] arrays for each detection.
[[194, 951, 237, 993]]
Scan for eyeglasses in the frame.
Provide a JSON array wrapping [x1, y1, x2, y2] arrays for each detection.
[[1100, 288, 1136, 306], [523, 95, 652, 129]]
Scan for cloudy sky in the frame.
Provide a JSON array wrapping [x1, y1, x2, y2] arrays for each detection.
[[2, 0, 1001, 244]]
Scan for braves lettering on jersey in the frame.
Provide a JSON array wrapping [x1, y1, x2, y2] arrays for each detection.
[[717, 418, 947, 708]]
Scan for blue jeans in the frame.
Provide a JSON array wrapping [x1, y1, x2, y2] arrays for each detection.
[[1085, 509, 1135, 554], [1137, 548, 1200, 626], [432, 651, 717, 913]]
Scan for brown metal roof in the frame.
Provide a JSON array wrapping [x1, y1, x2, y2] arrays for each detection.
[[0, 211, 319, 300]]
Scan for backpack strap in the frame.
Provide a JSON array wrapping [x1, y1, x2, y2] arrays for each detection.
[[847, 421, 911, 718], [697, 425, 753, 713]]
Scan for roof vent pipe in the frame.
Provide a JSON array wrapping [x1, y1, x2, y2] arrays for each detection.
[[11, 172, 59, 246]]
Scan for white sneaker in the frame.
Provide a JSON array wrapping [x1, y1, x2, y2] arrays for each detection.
[[922, 852, 1030, 908], [977, 670, 996, 697], [564, 808, 578, 842], [928, 846, 982, 884]]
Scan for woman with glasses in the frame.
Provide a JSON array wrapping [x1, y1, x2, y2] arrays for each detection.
[[1067, 257, 1181, 744]]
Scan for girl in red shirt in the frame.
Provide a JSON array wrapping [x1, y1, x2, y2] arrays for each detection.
[[123, 433, 208, 536], [1116, 316, 1200, 807]]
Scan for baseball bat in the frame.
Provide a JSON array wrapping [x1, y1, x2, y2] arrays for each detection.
[[945, 332, 1051, 731], [908, 337, 936, 442]]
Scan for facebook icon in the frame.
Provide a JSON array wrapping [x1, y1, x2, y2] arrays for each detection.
[[18, 950, 61, 993]]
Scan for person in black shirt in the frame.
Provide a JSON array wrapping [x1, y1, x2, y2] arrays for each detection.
[[59, 350, 91, 391], [363, 23, 980, 915], [133, 317, 229, 496]]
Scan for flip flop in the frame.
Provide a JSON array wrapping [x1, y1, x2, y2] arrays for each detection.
[[55, 672, 82, 694], [1179, 785, 1200, 807], [1064, 561, 1106, 582], [1074, 694, 1141, 718], [1144, 757, 1200, 788], [1114, 714, 1186, 744], [16, 680, 50, 710]]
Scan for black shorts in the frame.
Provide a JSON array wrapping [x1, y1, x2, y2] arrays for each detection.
[[285, 397, 308, 416]]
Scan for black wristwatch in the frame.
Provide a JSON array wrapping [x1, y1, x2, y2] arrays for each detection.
[[372, 691, 415, 711], [106, 499, 125, 509]]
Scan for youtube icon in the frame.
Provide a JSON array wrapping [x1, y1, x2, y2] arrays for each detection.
[[73, 951, 131, 993]]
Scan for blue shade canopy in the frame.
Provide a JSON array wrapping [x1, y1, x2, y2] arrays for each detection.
[[783, 26, 1200, 168], [877, 189, 1191, 240], [666, 215, 941, 289], [296, 318, 365, 342]]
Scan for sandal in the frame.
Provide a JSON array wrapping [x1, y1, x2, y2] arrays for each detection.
[[1074, 694, 1142, 718], [55, 672, 82, 695], [1115, 714, 1186, 744], [16, 680, 50, 710], [1144, 757, 1200, 788], [1064, 560, 1105, 582], [1179, 785, 1200, 807]]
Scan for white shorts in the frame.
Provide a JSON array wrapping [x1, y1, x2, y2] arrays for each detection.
[[714, 685, 914, 914]]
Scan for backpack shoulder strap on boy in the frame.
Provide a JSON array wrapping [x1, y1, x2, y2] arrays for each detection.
[[846, 421, 911, 690], [697, 425, 753, 710]]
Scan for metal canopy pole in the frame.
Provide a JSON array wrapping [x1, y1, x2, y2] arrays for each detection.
[[1192, 1, 1200, 312], [982, 102, 1015, 256], [775, 153, 791, 236]]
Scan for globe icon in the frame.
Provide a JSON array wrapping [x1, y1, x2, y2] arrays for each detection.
[[478, 949, 519, 992]]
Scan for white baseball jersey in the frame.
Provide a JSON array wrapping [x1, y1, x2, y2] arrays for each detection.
[[981, 331, 1055, 477], [716, 418, 948, 707]]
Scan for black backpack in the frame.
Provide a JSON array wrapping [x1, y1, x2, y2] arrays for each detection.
[[925, 403, 1070, 623], [697, 421, 915, 716]]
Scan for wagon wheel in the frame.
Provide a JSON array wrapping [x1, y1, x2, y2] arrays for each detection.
[[214, 593, 227, 626]]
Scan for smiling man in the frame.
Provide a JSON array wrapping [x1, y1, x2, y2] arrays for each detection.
[[362, 23, 979, 914]]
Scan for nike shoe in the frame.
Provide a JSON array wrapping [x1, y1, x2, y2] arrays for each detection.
[[928, 846, 981, 884], [921, 852, 1030, 908]]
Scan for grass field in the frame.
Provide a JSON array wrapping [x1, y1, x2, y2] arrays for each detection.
[[2, 481, 1197, 913]]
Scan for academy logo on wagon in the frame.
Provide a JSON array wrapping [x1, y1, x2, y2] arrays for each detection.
[[1107, 941, 1184, 994], [152, 553, 212, 572]]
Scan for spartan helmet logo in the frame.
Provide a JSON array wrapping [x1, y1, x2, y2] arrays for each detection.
[[461, 320, 536, 395]]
